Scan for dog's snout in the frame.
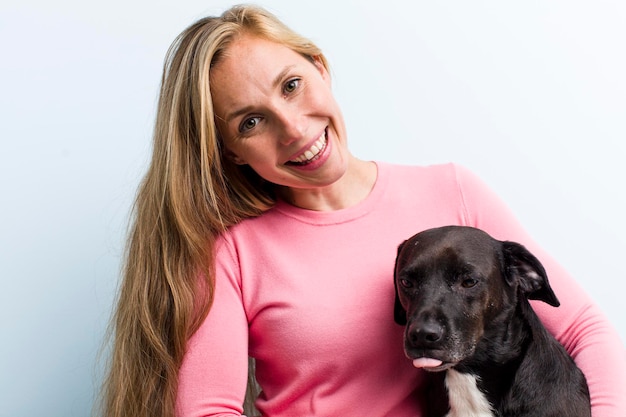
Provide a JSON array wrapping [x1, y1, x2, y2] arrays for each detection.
[[408, 319, 445, 346]]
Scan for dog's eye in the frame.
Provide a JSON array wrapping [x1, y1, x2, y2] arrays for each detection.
[[461, 277, 478, 288], [399, 279, 413, 288]]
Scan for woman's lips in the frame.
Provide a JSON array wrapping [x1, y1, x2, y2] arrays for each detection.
[[287, 129, 328, 166]]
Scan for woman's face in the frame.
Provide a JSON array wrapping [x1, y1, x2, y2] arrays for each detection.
[[210, 34, 350, 191]]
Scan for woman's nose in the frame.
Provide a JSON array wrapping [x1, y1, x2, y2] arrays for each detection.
[[274, 105, 306, 145]]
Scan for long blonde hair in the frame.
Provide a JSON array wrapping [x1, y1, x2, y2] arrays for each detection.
[[100, 5, 329, 417]]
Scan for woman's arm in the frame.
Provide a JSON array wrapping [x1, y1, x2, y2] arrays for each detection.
[[176, 237, 249, 417], [455, 163, 626, 417]]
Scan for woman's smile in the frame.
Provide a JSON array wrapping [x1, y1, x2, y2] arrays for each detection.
[[286, 128, 328, 166]]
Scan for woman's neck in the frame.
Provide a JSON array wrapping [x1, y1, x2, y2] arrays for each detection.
[[278, 158, 377, 212]]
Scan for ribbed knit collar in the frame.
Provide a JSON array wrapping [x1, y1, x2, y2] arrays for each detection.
[[272, 161, 388, 226]]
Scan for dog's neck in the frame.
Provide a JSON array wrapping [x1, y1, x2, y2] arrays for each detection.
[[451, 299, 535, 410], [444, 369, 495, 417]]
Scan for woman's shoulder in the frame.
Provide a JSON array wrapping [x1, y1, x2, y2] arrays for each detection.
[[376, 160, 475, 186]]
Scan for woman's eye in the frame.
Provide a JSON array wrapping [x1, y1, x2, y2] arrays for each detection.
[[239, 116, 261, 133], [283, 78, 300, 94]]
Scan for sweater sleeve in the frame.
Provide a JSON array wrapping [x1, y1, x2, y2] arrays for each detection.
[[176, 237, 248, 417], [453, 164, 626, 417]]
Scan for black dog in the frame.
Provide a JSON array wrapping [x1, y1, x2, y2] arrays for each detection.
[[394, 225, 590, 417]]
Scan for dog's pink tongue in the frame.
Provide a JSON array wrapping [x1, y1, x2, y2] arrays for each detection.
[[413, 358, 443, 369]]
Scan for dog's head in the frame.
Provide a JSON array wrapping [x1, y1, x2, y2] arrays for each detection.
[[393, 225, 559, 372]]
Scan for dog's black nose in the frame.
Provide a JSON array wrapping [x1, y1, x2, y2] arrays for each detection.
[[408, 321, 445, 346]]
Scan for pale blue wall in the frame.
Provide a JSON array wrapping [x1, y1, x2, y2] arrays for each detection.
[[1, 1, 624, 415]]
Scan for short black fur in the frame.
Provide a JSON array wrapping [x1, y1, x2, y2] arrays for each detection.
[[394, 226, 590, 417]]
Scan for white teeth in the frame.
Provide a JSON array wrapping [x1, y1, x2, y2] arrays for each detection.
[[290, 131, 327, 164]]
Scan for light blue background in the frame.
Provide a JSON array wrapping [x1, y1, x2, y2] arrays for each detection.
[[1, 1, 624, 416]]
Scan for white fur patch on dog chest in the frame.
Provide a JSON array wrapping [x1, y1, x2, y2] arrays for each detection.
[[444, 369, 495, 417]]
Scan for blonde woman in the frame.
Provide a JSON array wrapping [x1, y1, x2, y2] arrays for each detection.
[[101, 5, 626, 417]]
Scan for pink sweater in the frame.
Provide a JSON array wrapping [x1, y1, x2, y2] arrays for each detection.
[[177, 163, 626, 416]]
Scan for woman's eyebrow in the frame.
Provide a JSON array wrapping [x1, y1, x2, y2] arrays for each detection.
[[223, 65, 297, 123], [223, 105, 254, 123], [272, 65, 296, 89]]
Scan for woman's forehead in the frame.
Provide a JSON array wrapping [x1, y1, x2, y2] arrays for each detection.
[[210, 35, 312, 114], [215, 34, 304, 72]]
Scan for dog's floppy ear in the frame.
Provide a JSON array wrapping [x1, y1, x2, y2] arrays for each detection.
[[394, 240, 408, 325], [502, 241, 560, 307]]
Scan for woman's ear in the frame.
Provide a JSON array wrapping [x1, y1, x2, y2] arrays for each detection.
[[312, 56, 331, 84], [225, 149, 247, 165]]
